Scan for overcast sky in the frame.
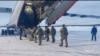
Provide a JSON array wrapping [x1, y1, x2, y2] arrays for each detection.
[[0, 1, 100, 26], [0, 1, 17, 26]]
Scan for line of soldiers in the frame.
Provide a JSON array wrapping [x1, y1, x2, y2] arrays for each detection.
[[19, 24, 98, 47], [32, 24, 68, 47], [91, 25, 97, 41]]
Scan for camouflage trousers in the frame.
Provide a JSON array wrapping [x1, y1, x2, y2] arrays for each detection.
[[51, 35, 55, 43], [60, 35, 68, 47], [45, 33, 49, 42], [38, 35, 42, 45]]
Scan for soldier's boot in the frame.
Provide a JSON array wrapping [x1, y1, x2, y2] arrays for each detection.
[[52, 40, 55, 43], [29, 35, 33, 41], [24, 34, 27, 38], [91, 35, 93, 41], [65, 44, 68, 47], [39, 42, 42, 46], [31, 35, 34, 41], [39, 42, 41, 46], [47, 39, 49, 42], [35, 40, 37, 43], [47, 36, 49, 42], [35, 37, 37, 43], [59, 44, 63, 46], [52, 35, 55, 43], [39, 37, 42, 46], [20, 34, 22, 40], [20, 36, 22, 40], [95, 35, 96, 41], [65, 39, 68, 47], [59, 39, 63, 46]]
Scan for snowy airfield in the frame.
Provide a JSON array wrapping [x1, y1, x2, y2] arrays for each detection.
[[0, 31, 100, 56]]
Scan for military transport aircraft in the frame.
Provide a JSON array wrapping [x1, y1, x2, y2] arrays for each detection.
[[7, 0, 78, 39], [7, 0, 100, 27], [1, 0, 100, 39], [7, 0, 77, 27]]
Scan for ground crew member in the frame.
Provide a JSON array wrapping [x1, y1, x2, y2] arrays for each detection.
[[50, 26, 56, 43], [91, 25, 97, 41], [37, 26, 44, 45], [19, 26, 24, 40], [1, 29, 4, 35], [59, 24, 68, 47], [45, 26, 50, 42]]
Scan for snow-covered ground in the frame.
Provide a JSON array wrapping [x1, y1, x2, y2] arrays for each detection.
[[0, 31, 100, 56]]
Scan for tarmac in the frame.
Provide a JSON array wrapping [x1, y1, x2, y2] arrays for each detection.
[[0, 31, 100, 56]]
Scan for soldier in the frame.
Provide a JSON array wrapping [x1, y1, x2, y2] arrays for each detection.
[[50, 26, 56, 43], [31, 27, 36, 41], [34, 26, 38, 43], [37, 26, 44, 45], [91, 25, 97, 41], [45, 26, 50, 42], [59, 24, 68, 47]]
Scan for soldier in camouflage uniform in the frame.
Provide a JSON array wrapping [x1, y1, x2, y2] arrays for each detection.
[[34, 26, 38, 43], [45, 26, 50, 42], [50, 26, 56, 43], [59, 24, 68, 47], [37, 26, 44, 45]]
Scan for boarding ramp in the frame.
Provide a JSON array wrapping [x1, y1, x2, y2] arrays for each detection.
[[45, 1, 77, 25]]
